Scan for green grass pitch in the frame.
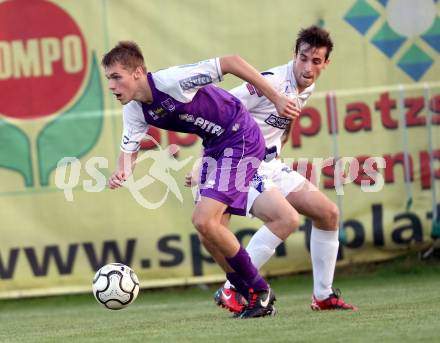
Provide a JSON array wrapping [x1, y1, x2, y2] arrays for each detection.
[[0, 254, 439, 343]]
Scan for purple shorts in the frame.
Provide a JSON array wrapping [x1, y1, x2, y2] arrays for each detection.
[[199, 130, 265, 216]]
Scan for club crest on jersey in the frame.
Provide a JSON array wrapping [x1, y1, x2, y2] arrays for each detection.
[[161, 98, 175, 112], [265, 114, 290, 129]]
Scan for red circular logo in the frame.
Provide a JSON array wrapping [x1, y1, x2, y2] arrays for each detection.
[[0, 0, 87, 119]]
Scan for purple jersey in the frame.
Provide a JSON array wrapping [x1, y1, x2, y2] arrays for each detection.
[[119, 58, 265, 215], [120, 58, 262, 157]]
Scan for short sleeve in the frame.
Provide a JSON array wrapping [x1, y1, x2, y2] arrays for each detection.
[[120, 101, 149, 153], [152, 58, 223, 102]]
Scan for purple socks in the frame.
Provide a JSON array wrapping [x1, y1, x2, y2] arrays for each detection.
[[225, 246, 268, 292]]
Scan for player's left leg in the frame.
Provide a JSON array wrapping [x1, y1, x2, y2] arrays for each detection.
[[198, 214, 249, 314], [193, 196, 276, 318], [285, 181, 356, 310], [285, 181, 339, 301], [205, 188, 299, 316]]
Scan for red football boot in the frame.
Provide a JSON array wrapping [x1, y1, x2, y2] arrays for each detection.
[[311, 289, 357, 311], [214, 286, 246, 314]]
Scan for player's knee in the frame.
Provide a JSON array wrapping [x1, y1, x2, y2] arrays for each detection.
[[320, 202, 339, 229], [284, 210, 300, 233], [329, 203, 340, 228], [273, 210, 299, 238], [192, 214, 215, 236], [191, 213, 204, 232]]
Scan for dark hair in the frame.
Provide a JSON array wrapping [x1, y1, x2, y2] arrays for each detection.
[[294, 26, 333, 61], [101, 41, 146, 72]]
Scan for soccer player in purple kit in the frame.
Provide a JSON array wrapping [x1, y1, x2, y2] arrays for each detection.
[[101, 41, 299, 318]]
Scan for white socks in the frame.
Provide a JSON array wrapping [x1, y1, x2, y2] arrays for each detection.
[[310, 227, 339, 300], [224, 224, 339, 300], [245, 225, 283, 268], [224, 225, 282, 289]]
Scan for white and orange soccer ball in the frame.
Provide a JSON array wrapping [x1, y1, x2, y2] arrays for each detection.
[[92, 263, 140, 310]]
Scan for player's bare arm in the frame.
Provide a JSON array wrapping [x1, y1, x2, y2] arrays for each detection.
[[219, 55, 299, 120], [108, 151, 138, 189]]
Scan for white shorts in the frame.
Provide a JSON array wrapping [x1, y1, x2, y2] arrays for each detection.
[[246, 158, 307, 216]]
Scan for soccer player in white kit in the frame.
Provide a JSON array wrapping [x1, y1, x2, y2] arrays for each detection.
[[189, 26, 356, 313]]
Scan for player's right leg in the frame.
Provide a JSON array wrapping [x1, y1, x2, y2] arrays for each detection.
[[198, 213, 248, 314], [200, 233, 248, 314], [192, 196, 239, 257], [248, 187, 300, 264]]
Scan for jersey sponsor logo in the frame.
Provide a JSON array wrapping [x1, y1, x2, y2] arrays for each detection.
[[179, 114, 195, 122], [148, 109, 159, 120], [153, 107, 165, 115], [194, 117, 224, 136], [148, 107, 167, 120], [264, 114, 290, 130], [122, 135, 140, 146], [179, 74, 212, 91]]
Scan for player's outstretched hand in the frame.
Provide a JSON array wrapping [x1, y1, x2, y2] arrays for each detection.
[[274, 94, 301, 120], [108, 170, 126, 189]]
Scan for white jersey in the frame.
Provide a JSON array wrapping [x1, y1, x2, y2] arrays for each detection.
[[230, 61, 315, 155]]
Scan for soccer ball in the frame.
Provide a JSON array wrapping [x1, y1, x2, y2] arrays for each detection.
[[92, 263, 140, 310]]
